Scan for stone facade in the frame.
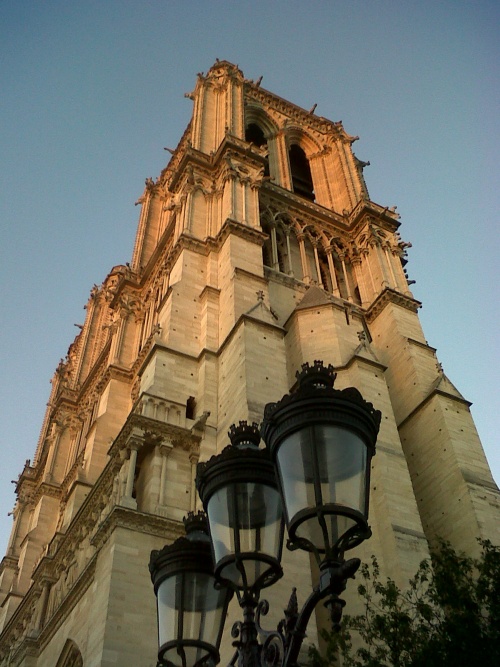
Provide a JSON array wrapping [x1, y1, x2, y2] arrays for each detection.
[[0, 61, 498, 666]]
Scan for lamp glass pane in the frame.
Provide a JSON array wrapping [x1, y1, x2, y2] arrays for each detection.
[[277, 425, 367, 549], [208, 482, 282, 588], [157, 572, 227, 666]]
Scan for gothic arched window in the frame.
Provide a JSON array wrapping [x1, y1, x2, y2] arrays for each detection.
[[289, 144, 314, 201], [55, 640, 83, 667]]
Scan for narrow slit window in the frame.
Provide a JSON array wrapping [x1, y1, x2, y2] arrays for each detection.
[[186, 396, 196, 420]]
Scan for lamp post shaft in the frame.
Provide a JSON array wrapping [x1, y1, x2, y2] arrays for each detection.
[[234, 599, 261, 667]]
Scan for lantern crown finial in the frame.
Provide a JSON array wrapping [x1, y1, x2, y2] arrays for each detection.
[[228, 420, 261, 449], [296, 360, 337, 390], [183, 510, 209, 538]]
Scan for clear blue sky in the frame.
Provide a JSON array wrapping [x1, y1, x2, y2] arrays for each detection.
[[0, 1, 498, 555]]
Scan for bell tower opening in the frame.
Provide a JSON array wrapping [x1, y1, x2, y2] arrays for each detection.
[[246, 123, 269, 177], [289, 144, 314, 201]]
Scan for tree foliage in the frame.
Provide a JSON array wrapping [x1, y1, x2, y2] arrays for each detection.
[[309, 540, 500, 667]]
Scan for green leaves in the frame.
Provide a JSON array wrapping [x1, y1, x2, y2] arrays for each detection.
[[309, 540, 500, 667]]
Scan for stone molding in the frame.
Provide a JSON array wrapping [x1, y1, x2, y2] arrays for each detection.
[[398, 387, 472, 431], [245, 83, 351, 140], [365, 288, 421, 322], [261, 185, 348, 233], [90, 505, 184, 551], [2, 557, 97, 665]]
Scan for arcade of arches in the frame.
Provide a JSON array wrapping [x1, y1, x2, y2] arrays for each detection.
[[260, 209, 361, 305]]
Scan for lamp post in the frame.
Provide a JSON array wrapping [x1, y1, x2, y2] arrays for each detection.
[[150, 361, 381, 667]]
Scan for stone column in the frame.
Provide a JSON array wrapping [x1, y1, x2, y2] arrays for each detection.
[[121, 434, 142, 509], [312, 243, 322, 287], [339, 253, 353, 301], [35, 580, 52, 634], [189, 451, 200, 512], [325, 247, 340, 297], [374, 242, 391, 289], [44, 423, 64, 483], [363, 249, 376, 301], [284, 231, 293, 275], [297, 234, 310, 283], [157, 441, 174, 508], [384, 247, 398, 289], [270, 224, 279, 270]]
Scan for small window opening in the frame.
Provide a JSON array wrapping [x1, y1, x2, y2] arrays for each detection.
[[246, 123, 266, 147], [289, 144, 315, 201], [186, 396, 196, 420], [246, 123, 269, 177]]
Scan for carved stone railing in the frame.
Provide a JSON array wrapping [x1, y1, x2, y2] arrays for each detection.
[[135, 392, 190, 428]]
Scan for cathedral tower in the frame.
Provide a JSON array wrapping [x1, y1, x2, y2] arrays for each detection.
[[0, 61, 498, 667]]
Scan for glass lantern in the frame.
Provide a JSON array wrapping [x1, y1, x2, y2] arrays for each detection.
[[261, 362, 380, 561], [196, 422, 284, 594], [149, 513, 233, 667]]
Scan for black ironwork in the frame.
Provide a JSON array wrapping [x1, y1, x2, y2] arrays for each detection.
[[151, 361, 381, 667], [261, 360, 380, 565], [149, 512, 233, 667], [196, 422, 284, 596]]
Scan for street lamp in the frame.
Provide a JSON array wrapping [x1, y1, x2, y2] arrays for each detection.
[[150, 361, 381, 667]]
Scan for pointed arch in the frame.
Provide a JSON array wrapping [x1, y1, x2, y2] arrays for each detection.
[[284, 128, 321, 202], [284, 126, 322, 156], [244, 106, 278, 181], [55, 639, 83, 667], [244, 105, 278, 139], [289, 145, 314, 200]]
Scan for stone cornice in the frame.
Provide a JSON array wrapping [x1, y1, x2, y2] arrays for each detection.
[[260, 184, 348, 233], [406, 337, 437, 353], [283, 289, 365, 329], [165, 133, 264, 194], [130, 325, 159, 377], [108, 410, 201, 459], [32, 482, 62, 505], [244, 83, 352, 141], [398, 387, 472, 431], [461, 470, 499, 493], [137, 218, 267, 302], [166, 145, 213, 192], [348, 199, 400, 234], [210, 217, 267, 249], [264, 266, 309, 293], [336, 352, 387, 374], [199, 284, 221, 301], [211, 134, 268, 175], [0, 555, 18, 575], [233, 266, 268, 286], [217, 311, 286, 360], [135, 218, 176, 286], [90, 506, 184, 551], [365, 288, 421, 322], [392, 524, 427, 541]]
